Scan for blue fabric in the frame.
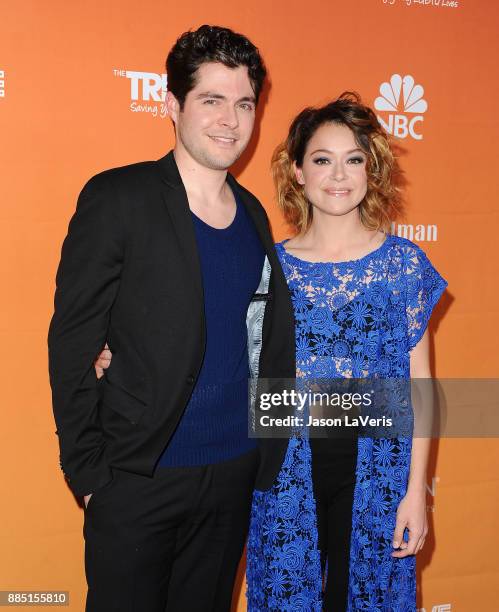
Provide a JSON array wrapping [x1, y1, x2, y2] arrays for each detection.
[[247, 235, 447, 611], [158, 195, 263, 467]]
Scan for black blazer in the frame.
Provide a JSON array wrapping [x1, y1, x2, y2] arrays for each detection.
[[48, 151, 296, 497]]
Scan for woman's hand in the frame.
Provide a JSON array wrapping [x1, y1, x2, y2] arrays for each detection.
[[94, 343, 112, 379], [391, 487, 428, 557]]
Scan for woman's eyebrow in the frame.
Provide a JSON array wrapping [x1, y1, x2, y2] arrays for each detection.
[[309, 148, 364, 155]]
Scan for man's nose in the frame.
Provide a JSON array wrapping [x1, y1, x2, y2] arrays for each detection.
[[218, 105, 239, 129]]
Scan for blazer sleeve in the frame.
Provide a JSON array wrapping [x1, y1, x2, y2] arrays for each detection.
[[48, 173, 126, 497]]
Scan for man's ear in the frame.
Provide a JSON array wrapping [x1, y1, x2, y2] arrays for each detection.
[[166, 91, 180, 124], [293, 161, 305, 186]]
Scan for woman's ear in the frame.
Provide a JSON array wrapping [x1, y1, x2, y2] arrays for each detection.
[[293, 161, 305, 186]]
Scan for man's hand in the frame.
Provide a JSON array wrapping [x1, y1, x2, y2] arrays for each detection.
[[94, 343, 112, 379], [87, 344, 111, 505]]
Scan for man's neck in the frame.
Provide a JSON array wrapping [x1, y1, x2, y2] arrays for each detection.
[[173, 146, 229, 207]]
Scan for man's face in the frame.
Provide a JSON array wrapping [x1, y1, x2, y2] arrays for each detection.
[[168, 62, 257, 171]]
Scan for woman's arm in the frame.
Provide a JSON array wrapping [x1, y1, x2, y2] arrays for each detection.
[[392, 329, 431, 557]]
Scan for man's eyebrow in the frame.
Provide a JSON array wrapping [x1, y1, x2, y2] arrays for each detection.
[[196, 92, 256, 103], [309, 148, 365, 155], [239, 96, 256, 104], [196, 92, 226, 100]]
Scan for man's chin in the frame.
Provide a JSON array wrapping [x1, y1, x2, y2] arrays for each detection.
[[206, 149, 248, 170], [204, 151, 244, 171]]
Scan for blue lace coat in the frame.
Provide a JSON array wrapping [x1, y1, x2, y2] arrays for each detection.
[[247, 235, 447, 611]]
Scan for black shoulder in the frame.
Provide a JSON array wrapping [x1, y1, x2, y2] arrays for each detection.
[[82, 160, 161, 196], [236, 181, 265, 208], [228, 175, 269, 219]]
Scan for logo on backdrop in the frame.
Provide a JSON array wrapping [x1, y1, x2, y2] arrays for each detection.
[[390, 222, 438, 242], [374, 74, 427, 140], [417, 605, 451, 612], [113, 69, 168, 118], [426, 475, 439, 512], [0, 70, 5, 98], [381, 0, 459, 8]]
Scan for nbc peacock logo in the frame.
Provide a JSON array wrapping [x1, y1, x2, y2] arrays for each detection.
[[374, 74, 428, 141]]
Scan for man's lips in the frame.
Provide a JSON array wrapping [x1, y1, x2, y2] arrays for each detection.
[[208, 135, 238, 145]]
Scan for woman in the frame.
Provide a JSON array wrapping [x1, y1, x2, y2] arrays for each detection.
[[246, 92, 447, 610]]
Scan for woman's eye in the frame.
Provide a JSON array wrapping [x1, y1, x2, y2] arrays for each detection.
[[312, 157, 330, 165], [347, 157, 365, 164]]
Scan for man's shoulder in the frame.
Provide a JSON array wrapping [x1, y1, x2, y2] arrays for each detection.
[[228, 175, 267, 217], [83, 159, 161, 195]]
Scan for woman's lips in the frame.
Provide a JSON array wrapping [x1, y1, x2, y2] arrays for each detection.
[[324, 189, 351, 197]]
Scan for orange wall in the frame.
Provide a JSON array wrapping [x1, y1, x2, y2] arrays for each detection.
[[1, 1, 498, 610]]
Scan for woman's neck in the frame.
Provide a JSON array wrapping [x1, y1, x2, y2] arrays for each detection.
[[286, 209, 386, 263]]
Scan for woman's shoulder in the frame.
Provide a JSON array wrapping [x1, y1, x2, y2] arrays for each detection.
[[386, 235, 447, 294], [387, 234, 426, 255], [274, 239, 290, 258], [385, 234, 435, 268]]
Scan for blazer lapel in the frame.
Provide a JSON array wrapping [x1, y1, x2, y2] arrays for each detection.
[[156, 152, 203, 300]]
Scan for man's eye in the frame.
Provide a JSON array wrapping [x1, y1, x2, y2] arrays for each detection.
[[203, 99, 218, 105], [240, 103, 254, 111]]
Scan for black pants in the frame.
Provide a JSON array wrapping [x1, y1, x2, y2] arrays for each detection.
[[310, 438, 358, 611], [83, 448, 259, 612]]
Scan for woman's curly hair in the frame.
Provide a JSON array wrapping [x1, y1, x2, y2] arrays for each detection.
[[272, 91, 402, 234]]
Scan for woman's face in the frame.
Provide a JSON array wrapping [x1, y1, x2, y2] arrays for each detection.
[[295, 122, 368, 220]]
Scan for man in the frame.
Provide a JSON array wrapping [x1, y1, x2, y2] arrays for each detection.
[[48, 25, 294, 611]]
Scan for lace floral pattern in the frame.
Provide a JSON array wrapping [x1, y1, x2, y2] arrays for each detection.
[[247, 235, 447, 611]]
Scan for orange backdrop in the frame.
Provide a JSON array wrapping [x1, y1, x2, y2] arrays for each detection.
[[1, 1, 498, 610]]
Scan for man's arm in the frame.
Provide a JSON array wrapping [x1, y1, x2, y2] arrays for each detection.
[[48, 173, 125, 497]]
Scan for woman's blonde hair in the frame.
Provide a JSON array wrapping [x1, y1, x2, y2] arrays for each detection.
[[272, 92, 402, 234]]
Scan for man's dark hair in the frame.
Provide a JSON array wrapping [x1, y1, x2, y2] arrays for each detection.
[[166, 25, 267, 109]]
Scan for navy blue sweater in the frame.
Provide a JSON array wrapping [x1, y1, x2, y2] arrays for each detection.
[[158, 194, 264, 467]]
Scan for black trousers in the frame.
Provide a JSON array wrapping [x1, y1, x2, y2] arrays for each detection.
[[310, 437, 358, 611], [83, 448, 259, 612]]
